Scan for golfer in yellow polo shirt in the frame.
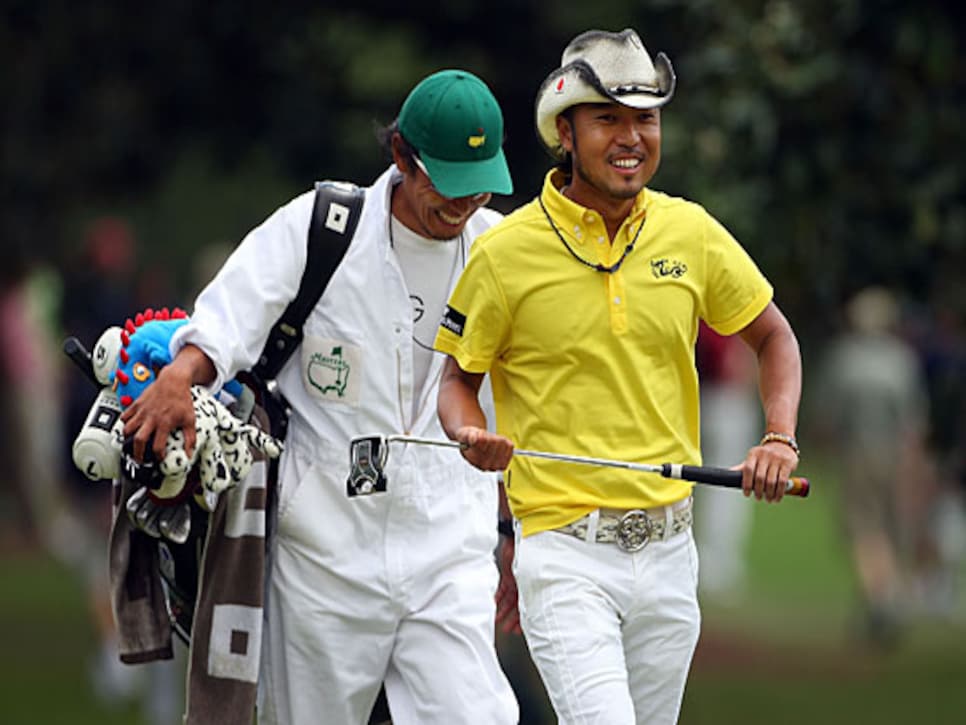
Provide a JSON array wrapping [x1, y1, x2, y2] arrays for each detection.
[[435, 28, 803, 725]]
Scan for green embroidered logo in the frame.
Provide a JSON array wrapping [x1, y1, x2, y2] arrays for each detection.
[[308, 345, 351, 397]]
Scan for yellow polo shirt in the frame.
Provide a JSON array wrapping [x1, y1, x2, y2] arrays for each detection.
[[435, 169, 772, 536]]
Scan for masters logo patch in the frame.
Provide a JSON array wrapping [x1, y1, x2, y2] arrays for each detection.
[[300, 336, 362, 407], [440, 305, 467, 337]]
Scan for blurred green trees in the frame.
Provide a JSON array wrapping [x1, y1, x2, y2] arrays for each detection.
[[3, 0, 963, 339]]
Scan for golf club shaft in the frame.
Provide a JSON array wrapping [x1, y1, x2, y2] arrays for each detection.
[[384, 435, 809, 497], [63, 336, 100, 388]]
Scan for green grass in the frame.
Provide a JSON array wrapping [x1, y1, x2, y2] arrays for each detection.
[[2, 455, 965, 724], [0, 555, 151, 725]]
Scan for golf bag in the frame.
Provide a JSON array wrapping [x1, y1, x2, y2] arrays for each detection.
[[66, 180, 374, 722], [159, 179, 366, 641]]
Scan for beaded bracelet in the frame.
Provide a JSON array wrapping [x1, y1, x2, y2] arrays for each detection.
[[759, 431, 800, 458]]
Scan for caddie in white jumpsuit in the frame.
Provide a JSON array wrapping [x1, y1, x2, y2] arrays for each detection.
[[121, 70, 519, 725]]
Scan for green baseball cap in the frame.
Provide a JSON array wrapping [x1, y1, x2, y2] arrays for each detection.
[[398, 70, 513, 198]]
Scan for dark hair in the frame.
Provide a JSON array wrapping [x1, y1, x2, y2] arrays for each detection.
[[374, 120, 419, 174], [553, 107, 576, 176]]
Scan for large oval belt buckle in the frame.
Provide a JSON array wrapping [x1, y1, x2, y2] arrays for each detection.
[[616, 509, 652, 552]]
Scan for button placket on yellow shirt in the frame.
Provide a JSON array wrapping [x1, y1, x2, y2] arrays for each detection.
[[596, 217, 633, 335], [568, 202, 644, 336]]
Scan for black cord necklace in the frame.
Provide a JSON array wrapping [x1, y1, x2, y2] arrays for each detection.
[[538, 195, 646, 274]]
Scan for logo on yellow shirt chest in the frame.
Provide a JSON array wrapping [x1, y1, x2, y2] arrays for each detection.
[[650, 258, 688, 279]]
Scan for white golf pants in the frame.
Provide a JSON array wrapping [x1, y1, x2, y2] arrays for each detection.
[[514, 520, 701, 725]]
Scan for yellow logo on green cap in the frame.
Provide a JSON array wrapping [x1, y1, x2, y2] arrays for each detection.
[[468, 128, 486, 148]]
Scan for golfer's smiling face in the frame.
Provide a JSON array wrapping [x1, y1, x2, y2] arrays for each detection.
[[558, 102, 662, 205]]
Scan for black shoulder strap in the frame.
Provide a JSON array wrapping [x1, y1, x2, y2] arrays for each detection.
[[253, 180, 365, 381]]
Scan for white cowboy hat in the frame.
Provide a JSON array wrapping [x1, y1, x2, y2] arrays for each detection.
[[535, 29, 676, 159]]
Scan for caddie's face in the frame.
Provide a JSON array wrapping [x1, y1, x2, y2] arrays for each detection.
[[391, 135, 491, 240], [558, 103, 662, 204]]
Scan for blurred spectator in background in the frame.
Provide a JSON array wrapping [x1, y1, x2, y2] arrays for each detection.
[[0, 243, 63, 551], [59, 216, 141, 703], [57, 216, 184, 723], [694, 321, 760, 602], [815, 286, 929, 647], [905, 275, 966, 617]]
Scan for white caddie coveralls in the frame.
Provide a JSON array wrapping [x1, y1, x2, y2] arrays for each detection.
[[170, 166, 518, 725]]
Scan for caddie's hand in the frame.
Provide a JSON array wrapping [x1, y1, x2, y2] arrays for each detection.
[[495, 534, 521, 635], [740, 439, 799, 503], [455, 426, 514, 472], [121, 364, 196, 462]]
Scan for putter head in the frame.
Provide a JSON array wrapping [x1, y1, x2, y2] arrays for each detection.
[[347, 435, 389, 497]]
